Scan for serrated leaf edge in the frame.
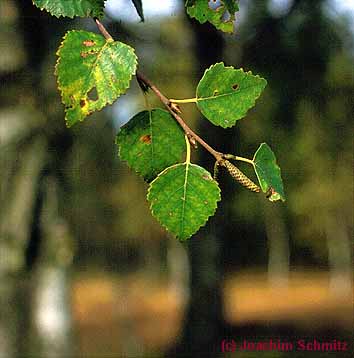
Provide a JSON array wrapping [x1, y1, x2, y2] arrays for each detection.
[[32, 0, 106, 19], [55, 30, 137, 126], [185, 1, 238, 33], [197, 63, 266, 101], [116, 110, 153, 181], [196, 62, 267, 128], [147, 163, 221, 240], [253, 142, 286, 202], [116, 109, 186, 182]]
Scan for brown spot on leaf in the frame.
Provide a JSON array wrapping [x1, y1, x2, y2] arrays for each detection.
[[81, 50, 98, 58], [213, 90, 219, 96], [202, 174, 212, 181], [83, 40, 95, 47], [232, 84, 239, 90], [80, 99, 86, 108], [140, 134, 151, 144]]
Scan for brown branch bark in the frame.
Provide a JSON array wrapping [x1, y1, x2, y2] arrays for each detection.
[[93, 19, 261, 197], [135, 71, 223, 161], [94, 19, 223, 162]]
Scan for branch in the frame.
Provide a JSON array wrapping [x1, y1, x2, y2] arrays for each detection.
[[136, 72, 223, 161], [94, 18, 223, 162], [93, 19, 263, 195], [94, 18, 113, 41]]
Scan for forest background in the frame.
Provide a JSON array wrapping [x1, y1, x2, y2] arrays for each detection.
[[0, 0, 353, 357]]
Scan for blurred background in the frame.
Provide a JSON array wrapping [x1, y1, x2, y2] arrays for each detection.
[[0, 0, 353, 357]]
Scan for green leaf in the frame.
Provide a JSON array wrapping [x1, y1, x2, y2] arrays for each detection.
[[224, 0, 239, 14], [185, 0, 239, 33], [196, 62, 267, 128], [32, 0, 105, 18], [131, 0, 144, 21], [253, 143, 285, 202], [148, 163, 221, 240], [55, 30, 137, 127], [116, 109, 186, 181]]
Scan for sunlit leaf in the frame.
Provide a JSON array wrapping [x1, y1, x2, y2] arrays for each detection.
[[55, 30, 137, 127], [148, 163, 221, 240], [116, 109, 186, 181], [196, 63, 267, 128], [186, 0, 239, 33], [32, 0, 105, 18], [253, 143, 285, 202]]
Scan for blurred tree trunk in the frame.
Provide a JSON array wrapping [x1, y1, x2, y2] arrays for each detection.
[[0, 131, 47, 357], [0, 1, 74, 356], [263, 202, 290, 288], [326, 213, 352, 297], [29, 177, 74, 357], [168, 14, 228, 358]]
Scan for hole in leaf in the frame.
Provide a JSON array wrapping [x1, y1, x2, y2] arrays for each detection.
[[221, 10, 231, 22], [232, 83, 239, 90], [87, 87, 98, 101], [140, 134, 151, 144], [208, 0, 221, 10]]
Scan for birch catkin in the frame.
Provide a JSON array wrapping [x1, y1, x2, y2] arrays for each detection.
[[222, 160, 261, 193]]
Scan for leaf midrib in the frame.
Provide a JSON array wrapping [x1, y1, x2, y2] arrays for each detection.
[[197, 84, 262, 102], [149, 111, 155, 176], [82, 37, 110, 98], [180, 162, 189, 238]]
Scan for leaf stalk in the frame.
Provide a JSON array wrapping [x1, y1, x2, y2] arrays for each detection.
[[169, 98, 197, 104], [224, 154, 254, 166], [185, 135, 191, 164]]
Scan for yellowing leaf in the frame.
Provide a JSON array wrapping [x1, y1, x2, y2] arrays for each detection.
[[186, 0, 239, 33], [55, 31, 137, 127]]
